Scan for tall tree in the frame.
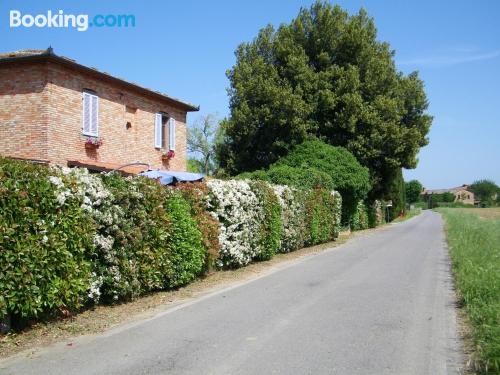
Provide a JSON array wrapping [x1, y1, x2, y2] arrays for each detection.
[[187, 114, 219, 175], [218, 1, 432, 198]]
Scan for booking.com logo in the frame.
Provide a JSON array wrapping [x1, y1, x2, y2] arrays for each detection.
[[9, 10, 135, 32]]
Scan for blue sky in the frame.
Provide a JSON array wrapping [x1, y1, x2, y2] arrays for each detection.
[[1, 0, 499, 188]]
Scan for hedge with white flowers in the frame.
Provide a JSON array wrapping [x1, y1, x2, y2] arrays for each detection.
[[207, 179, 342, 267], [0, 158, 342, 328]]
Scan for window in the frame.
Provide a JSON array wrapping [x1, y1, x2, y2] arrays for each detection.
[[82, 91, 99, 136], [154, 113, 176, 150]]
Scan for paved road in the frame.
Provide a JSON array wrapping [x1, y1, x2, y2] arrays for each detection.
[[1, 210, 462, 374]]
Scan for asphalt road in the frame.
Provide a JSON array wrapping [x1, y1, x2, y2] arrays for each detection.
[[0, 210, 462, 374]]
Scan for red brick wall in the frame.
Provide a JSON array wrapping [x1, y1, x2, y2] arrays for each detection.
[[0, 61, 189, 171], [0, 62, 49, 161]]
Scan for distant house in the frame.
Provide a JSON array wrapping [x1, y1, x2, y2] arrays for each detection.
[[421, 184, 475, 205], [0, 48, 199, 174]]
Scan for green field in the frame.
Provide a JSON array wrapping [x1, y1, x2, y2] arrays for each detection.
[[438, 208, 500, 374]]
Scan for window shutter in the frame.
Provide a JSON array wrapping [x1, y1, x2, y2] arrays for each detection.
[[82, 92, 98, 136], [82, 92, 91, 135], [169, 117, 176, 151], [90, 95, 99, 136], [154, 113, 162, 148]]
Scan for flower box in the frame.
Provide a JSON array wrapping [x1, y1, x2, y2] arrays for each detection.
[[85, 137, 103, 149], [162, 149, 175, 160]]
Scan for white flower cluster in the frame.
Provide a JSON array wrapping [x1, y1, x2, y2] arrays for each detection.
[[206, 180, 265, 267], [47, 167, 125, 301], [207, 179, 342, 265], [88, 272, 104, 303], [272, 185, 307, 252]]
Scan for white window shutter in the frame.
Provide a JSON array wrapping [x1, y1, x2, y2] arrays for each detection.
[[154, 113, 162, 148], [90, 95, 99, 136], [82, 92, 98, 136], [82, 92, 91, 135], [169, 117, 176, 151]]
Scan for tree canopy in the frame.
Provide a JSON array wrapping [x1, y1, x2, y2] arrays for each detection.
[[217, 1, 432, 198], [469, 179, 499, 206], [187, 114, 221, 176], [238, 139, 370, 223], [405, 180, 423, 204]]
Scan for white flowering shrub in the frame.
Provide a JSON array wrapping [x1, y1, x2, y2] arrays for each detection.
[[272, 185, 307, 252], [1, 156, 343, 325], [206, 180, 265, 267], [350, 200, 369, 230], [49, 167, 205, 303], [207, 179, 342, 267]]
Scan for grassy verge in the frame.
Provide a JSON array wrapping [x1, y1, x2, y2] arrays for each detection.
[[438, 208, 500, 374], [392, 207, 422, 223]]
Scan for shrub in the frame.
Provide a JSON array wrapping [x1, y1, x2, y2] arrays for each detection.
[[368, 200, 385, 228], [206, 179, 341, 267], [0, 158, 208, 324], [85, 172, 174, 302], [239, 165, 335, 191], [0, 159, 95, 322], [175, 182, 220, 272], [351, 201, 369, 230], [249, 180, 282, 261], [272, 185, 308, 252], [163, 193, 205, 288], [206, 180, 264, 267], [239, 140, 370, 224], [304, 189, 341, 245]]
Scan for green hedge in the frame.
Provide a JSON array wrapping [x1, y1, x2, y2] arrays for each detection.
[[0, 158, 206, 323], [0, 159, 94, 322], [0, 157, 346, 327]]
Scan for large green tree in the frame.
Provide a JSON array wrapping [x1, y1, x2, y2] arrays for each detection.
[[217, 2, 432, 198], [469, 179, 499, 206], [405, 180, 423, 204]]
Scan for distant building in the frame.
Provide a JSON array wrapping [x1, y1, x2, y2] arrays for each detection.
[[421, 184, 475, 205]]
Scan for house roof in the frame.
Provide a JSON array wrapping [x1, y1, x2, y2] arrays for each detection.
[[422, 185, 471, 195], [0, 48, 200, 112]]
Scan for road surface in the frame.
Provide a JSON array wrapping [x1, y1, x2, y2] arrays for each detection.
[[0, 210, 462, 374]]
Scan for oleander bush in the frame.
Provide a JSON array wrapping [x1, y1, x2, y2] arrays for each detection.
[[206, 179, 341, 267], [0, 157, 343, 327], [351, 201, 369, 230], [0, 158, 207, 324], [249, 180, 282, 261], [272, 185, 308, 252]]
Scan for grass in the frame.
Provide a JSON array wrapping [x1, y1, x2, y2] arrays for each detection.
[[392, 207, 422, 223], [438, 208, 500, 374]]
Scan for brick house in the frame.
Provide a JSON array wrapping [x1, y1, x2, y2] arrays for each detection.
[[0, 48, 199, 173], [421, 184, 475, 205]]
